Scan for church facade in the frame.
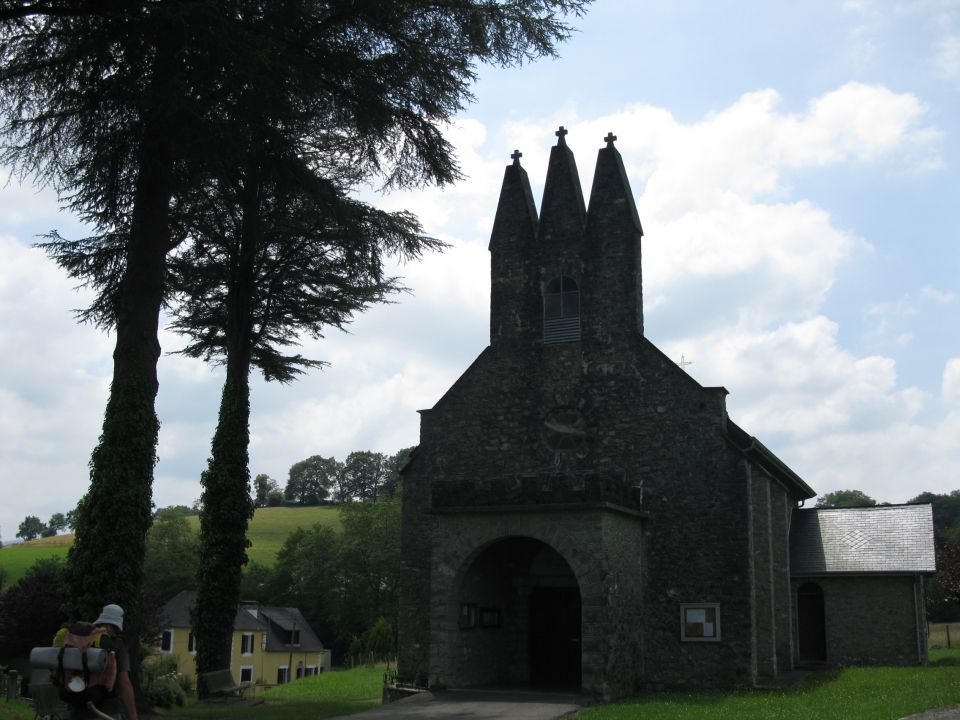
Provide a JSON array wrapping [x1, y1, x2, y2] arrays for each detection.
[[397, 129, 934, 699]]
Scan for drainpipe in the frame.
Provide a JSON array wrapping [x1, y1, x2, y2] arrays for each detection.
[[744, 460, 758, 686], [913, 575, 923, 663]]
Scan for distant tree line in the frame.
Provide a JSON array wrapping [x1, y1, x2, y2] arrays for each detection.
[[0, 450, 406, 667], [15, 510, 79, 541], [12, 441, 409, 543], [253, 447, 413, 507]]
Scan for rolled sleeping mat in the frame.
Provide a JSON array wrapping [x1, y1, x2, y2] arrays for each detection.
[[29, 647, 109, 673]]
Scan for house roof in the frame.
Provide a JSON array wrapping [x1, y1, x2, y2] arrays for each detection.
[[159, 590, 324, 649], [161, 590, 264, 631], [790, 504, 936, 576], [257, 607, 325, 653]]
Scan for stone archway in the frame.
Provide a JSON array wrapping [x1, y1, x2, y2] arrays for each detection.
[[451, 536, 582, 690]]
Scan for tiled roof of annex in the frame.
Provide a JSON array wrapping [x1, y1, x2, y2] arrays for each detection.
[[790, 504, 936, 576]]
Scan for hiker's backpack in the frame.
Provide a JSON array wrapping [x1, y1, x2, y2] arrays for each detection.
[[51, 621, 119, 705]]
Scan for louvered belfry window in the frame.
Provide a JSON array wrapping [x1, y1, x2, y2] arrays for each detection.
[[543, 276, 581, 344]]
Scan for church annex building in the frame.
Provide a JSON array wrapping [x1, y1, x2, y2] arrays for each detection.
[[397, 129, 936, 699]]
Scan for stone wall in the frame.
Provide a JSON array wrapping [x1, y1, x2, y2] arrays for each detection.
[[792, 575, 925, 666], [399, 331, 775, 694]]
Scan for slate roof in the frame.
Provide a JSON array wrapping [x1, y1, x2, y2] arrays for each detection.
[[257, 606, 325, 653], [159, 590, 324, 650], [161, 590, 263, 630], [790, 504, 936, 576]]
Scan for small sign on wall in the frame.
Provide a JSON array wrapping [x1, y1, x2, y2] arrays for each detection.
[[681, 603, 721, 641]]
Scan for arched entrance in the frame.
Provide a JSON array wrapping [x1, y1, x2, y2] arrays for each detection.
[[797, 582, 826, 663], [455, 536, 581, 689]]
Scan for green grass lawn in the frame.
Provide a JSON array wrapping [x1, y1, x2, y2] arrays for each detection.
[[0, 665, 384, 720], [154, 664, 384, 720], [2, 655, 958, 720], [0, 701, 33, 720], [575, 649, 960, 720], [0, 506, 340, 584]]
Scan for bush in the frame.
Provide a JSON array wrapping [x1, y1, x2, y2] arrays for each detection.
[[0, 558, 67, 664], [142, 654, 189, 709], [146, 674, 187, 709]]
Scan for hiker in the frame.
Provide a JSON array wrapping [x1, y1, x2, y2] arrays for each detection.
[[81, 604, 138, 720]]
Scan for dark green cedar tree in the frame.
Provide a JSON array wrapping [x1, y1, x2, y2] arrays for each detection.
[[169, 150, 437, 677], [1, 8, 244, 691], [2, 0, 591, 685]]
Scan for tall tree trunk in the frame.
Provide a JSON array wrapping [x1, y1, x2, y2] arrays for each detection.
[[66, 30, 178, 709], [194, 354, 254, 683], [194, 155, 259, 682]]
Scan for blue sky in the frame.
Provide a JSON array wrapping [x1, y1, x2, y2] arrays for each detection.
[[1, 0, 958, 541]]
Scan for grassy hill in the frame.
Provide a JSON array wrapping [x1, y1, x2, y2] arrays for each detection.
[[243, 505, 341, 565], [0, 534, 73, 588], [0, 505, 340, 586]]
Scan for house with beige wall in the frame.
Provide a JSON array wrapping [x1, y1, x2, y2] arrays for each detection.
[[159, 590, 331, 686]]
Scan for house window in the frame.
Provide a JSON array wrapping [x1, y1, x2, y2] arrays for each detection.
[[287, 629, 301, 646], [188, 632, 197, 654], [304, 666, 317, 677], [680, 604, 721, 642], [543, 276, 581, 344], [277, 667, 289, 684], [239, 666, 253, 684], [160, 630, 173, 653], [241, 632, 255, 656]]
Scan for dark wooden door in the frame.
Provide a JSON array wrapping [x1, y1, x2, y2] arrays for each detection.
[[529, 586, 581, 688], [797, 583, 826, 662]]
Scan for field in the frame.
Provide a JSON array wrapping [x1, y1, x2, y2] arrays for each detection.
[[0, 534, 72, 587], [243, 505, 341, 566], [928, 622, 960, 649], [0, 505, 340, 585]]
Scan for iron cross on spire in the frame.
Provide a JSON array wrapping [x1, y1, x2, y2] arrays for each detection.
[[555, 125, 568, 144], [511, 149, 522, 165], [605, 132, 617, 145]]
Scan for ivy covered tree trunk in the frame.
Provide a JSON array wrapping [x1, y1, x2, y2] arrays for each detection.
[[65, 35, 178, 706], [194, 157, 259, 682], [194, 363, 255, 683]]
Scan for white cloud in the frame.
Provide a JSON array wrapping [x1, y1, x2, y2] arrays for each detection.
[[0, 235, 113, 534], [0, 80, 950, 539], [942, 358, 960, 406], [921, 284, 958, 304], [935, 31, 960, 79]]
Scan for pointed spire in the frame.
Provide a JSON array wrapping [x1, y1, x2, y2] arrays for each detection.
[[489, 150, 540, 346], [587, 132, 642, 235], [584, 132, 644, 337], [489, 150, 538, 252], [538, 126, 586, 248]]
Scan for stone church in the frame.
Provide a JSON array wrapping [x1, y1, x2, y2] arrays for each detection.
[[397, 129, 935, 699]]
